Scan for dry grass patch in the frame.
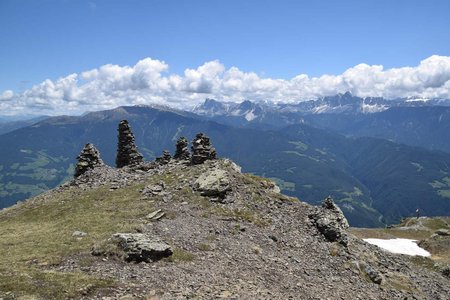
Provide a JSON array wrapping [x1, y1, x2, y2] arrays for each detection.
[[0, 182, 156, 298]]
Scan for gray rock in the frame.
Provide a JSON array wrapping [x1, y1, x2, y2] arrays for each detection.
[[364, 264, 383, 284], [141, 183, 164, 198], [308, 196, 349, 245], [193, 169, 231, 199], [146, 209, 165, 221], [115, 120, 143, 168], [222, 159, 242, 173], [72, 230, 87, 237], [435, 229, 450, 236], [112, 233, 173, 262], [74, 143, 104, 177]]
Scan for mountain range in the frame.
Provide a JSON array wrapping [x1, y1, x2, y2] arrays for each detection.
[[1, 94, 450, 227]]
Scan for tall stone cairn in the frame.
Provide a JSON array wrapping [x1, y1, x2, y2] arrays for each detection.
[[155, 150, 172, 165], [191, 133, 217, 165], [115, 120, 143, 168], [173, 137, 190, 160], [74, 143, 104, 177]]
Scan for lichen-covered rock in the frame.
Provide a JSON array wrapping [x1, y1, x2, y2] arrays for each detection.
[[309, 196, 349, 245], [112, 233, 172, 262], [115, 120, 143, 168], [174, 137, 190, 160], [74, 143, 104, 177], [193, 168, 231, 199], [191, 133, 216, 165]]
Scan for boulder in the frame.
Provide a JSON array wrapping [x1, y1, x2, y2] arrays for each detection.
[[112, 233, 172, 262], [193, 169, 231, 199], [308, 196, 349, 245], [74, 143, 104, 177], [115, 120, 143, 168]]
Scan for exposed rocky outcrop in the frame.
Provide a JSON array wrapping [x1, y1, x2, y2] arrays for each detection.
[[309, 196, 349, 245], [173, 136, 190, 160], [191, 133, 216, 165], [74, 143, 104, 177], [115, 120, 143, 168], [155, 150, 172, 165], [112, 233, 173, 262]]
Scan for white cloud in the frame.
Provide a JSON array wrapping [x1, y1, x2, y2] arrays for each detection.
[[0, 90, 14, 101], [2, 55, 450, 115]]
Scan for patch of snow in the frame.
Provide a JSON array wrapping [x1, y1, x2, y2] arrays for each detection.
[[245, 110, 257, 121], [363, 238, 430, 257], [361, 103, 388, 113], [405, 97, 430, 102], [312, 105, 330, 114]]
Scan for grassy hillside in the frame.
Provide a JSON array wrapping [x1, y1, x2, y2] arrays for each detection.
[[0, 169, 174, 298]]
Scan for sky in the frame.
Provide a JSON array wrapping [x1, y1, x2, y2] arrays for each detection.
[[1, 0, 450, 115]]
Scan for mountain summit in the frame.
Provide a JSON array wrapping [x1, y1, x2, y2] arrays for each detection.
[[1, 122, 449, 299]]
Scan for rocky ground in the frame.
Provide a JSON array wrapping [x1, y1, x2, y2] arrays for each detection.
[[16, 158, 445, 300]]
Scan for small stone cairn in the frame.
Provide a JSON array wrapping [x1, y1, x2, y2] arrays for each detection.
[[115, 120, 143, 168], [173, 137, 190, 160], [191, 133, 217, 165], [74, 143, 104, 177], [155, 150, 172, 165]]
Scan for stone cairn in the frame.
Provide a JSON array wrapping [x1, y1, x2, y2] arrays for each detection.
[[74, 143, 104, 177], [155, 150, 172, 165], [115, 120, 143, 168], [173, 137, 190, 160], [191, 133, 217, 165]]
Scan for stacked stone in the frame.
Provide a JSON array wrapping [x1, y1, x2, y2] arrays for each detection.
[[74, 143, 104, 177], [173, 137, 190, 160], [191, 133, 217, 165], [155, 150, 172, 165], [115, 120, 143, 168]]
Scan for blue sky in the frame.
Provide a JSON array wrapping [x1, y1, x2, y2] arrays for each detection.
[[1, 0, 450, 115]]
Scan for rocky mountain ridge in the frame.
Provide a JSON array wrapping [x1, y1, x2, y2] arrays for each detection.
[[192, 93, 450, 121], [1, 122, 449, 299]]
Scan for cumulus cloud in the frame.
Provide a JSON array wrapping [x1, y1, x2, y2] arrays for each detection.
[[0, 90, 14, 101], [2, 55, 450, 115]]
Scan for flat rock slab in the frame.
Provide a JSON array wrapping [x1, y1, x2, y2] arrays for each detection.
[[146, 209, 165, 221], [112, 233, 173, 262]]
